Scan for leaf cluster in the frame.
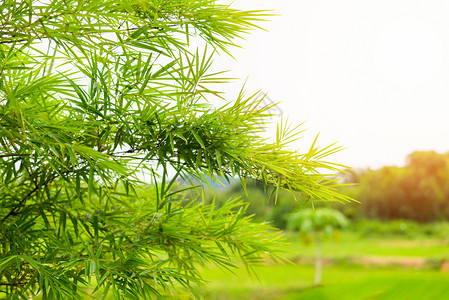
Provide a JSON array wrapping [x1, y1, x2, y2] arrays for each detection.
[[0, 0, 351, 298], [286, 207, 349, 238]]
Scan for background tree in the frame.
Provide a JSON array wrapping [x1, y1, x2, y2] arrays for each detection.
[[341, 151, 449, 222], [0, 1, 351, 298], [287, 208, 349, 285]]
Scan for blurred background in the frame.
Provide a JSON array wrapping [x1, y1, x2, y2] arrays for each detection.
[[195, 151, 449, 299], [215, 0, 449, 170], [197, 1, 449, 299]]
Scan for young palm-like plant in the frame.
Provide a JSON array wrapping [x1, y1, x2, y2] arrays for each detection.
[[0, 1, 352, 298], [287, 208, 349, 285]]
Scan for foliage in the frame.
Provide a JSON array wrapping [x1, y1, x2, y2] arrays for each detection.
[[0, 0, 351, 298], [203, 180, 306, 229], [287, 208, 349, 238], [349, 219, 449, 239], [341, 151, 449, 222]]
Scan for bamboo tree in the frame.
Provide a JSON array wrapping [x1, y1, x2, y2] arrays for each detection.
[[0, 1, 352, 298]]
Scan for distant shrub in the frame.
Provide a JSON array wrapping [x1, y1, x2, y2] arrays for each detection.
[[352, 219, 449, 238]]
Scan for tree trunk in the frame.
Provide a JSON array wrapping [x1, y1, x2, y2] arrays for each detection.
[[314, 233, 323, 285]]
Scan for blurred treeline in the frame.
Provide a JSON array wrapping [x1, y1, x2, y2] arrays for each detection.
[[198, 150, 449, 228], [341, 150, 449, 222]]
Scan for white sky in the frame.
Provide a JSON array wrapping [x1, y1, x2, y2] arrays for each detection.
[[213, 0, 449, 170]]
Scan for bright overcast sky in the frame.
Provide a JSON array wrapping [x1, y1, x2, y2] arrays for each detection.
[[213, 0, 449, 170]]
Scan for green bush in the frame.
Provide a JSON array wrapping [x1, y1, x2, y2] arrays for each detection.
[[350, 219, 449, 238]]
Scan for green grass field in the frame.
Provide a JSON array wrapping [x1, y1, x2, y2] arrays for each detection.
[[201, 264, 449, 300], [199, 229, 449, 299]]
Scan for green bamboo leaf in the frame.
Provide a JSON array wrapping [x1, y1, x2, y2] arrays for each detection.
[[88, 165, 95, 199], [191, 130, 205, 149]]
